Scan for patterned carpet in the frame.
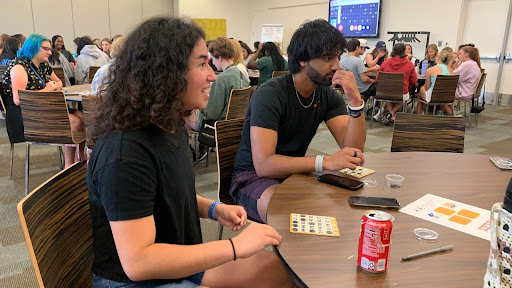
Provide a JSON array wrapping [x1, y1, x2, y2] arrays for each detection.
[[0, 105, 511, 287]]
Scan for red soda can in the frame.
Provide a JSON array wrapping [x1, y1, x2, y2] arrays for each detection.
[[357, 210, 394, 273]]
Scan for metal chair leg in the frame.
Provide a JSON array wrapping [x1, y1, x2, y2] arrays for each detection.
[[9, 143, 14, 180], [216, 223, 224, 240], [25, 143, 30, 195], [370, 99, 377, 127], [58, 146, 64, 170]]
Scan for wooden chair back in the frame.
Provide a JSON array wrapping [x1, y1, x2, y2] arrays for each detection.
[[215, 118, 245, 206], [272, 71, 289, 78], [81, 94, 98, 147], [375, 72, 405, 101], [88, 66, 101, 84], [17, 161, 93, 288], [18, 90, 85, 144], [474, 73, 486, 99], [52, 67, 67, 87], [249, 85, 258, 98], [391, 113, 465, 153], [225, 87, 251, 120], [430, 75, 460, 103]]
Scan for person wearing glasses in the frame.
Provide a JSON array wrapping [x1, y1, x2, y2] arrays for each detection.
[[2, 34, 82, 167]]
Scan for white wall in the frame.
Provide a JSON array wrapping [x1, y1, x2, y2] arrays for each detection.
[[249, 0, 463, 57], [177, 0, 252, 44], [0, 0, 175, 53]]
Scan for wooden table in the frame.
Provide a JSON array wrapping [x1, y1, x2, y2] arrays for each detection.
[[267, 152, 512, 288], [63, 84, 92, 102]]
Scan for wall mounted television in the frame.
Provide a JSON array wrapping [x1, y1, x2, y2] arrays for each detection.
[[329, 0, 382, 38]]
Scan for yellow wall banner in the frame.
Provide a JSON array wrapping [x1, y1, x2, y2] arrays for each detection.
[[193, 19, 227, 41]]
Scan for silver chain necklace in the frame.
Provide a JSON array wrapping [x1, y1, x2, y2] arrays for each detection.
[[292, 75, 316, 109]]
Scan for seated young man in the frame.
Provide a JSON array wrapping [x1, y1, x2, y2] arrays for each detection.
[[340, 38, 378, 105], [230, 19, 367, 223]]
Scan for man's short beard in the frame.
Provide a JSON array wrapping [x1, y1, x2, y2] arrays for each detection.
[[306, 65, 334, 86]]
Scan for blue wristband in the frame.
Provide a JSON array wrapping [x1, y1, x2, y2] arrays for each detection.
[[208, 201, 222, 220]]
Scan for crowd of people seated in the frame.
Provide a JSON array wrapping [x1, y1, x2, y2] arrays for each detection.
[[1, 17, 486, 288], [341, 37, 483, 125], [0, 32, 118, 167]]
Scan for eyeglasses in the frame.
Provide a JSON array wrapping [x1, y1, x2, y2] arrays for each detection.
[[40, 46, 51, 51]]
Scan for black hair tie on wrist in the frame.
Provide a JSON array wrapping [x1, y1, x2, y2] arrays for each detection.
[[228, 238, 237, 261]]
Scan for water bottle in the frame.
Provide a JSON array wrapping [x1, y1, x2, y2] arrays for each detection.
[[421, 60, 428, 76], [503, 177, 512, 213]]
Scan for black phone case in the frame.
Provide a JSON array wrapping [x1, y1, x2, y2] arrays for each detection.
[[348, 196, 401, 209], [318, 174, 364, 191]]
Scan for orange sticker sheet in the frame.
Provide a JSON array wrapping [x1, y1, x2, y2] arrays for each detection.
[[399, 194, 491, 241]]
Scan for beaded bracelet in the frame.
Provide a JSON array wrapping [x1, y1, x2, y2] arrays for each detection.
[[208, 201, 222, 221]]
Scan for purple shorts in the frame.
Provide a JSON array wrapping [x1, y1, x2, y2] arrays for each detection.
[[230, 171, 283, 223]]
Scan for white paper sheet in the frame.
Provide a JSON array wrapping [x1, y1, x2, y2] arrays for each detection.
[[261, 24, 284, 44], [399, 194, 492, 241]]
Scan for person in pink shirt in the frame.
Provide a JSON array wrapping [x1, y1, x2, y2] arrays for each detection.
[[448, 46, 482, 115], [378, 43, 418, 122]]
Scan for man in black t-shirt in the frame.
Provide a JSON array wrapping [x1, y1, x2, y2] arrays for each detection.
[[231, 19, 367, 223]]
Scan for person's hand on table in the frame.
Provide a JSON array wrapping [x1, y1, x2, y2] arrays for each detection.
[[324, 147, 365, 171], [215, 204, 247, 231], [231, 223, 282, 259], [46, 81, 62, 91], [332, 70, 363, 107]]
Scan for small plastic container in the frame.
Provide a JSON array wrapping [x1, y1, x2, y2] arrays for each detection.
[[413, 228, 439, 242], [386, 174, 404, 188]]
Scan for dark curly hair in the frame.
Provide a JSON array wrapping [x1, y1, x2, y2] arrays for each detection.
[[87, 17, 205, 142], [287, 19, 346, 74]]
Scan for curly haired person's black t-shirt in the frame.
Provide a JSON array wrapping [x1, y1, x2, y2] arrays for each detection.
[[87, 125, 202, 283]]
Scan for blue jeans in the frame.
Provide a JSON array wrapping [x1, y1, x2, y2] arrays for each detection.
[[93, 272, 204, 288]]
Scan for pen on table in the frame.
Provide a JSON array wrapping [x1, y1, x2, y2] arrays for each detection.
[[400, 245, 454, 262]]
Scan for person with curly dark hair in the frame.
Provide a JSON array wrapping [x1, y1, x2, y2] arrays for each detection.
[[247, 41, 288, 84], [87, 17, 293, 288], [231, 19, 366, 223]]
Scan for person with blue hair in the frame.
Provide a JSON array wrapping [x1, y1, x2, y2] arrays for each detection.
[[2, 33, 83, 168]]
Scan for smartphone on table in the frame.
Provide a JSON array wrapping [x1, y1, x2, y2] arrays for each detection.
[[348, 196, 401, 209], [318, 174, 364, 191]]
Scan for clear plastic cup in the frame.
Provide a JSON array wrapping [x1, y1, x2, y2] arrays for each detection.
[[386, 174, 404, 188]]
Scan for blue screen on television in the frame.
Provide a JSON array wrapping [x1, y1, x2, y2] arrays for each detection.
[[329, 0, 381, 38]]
